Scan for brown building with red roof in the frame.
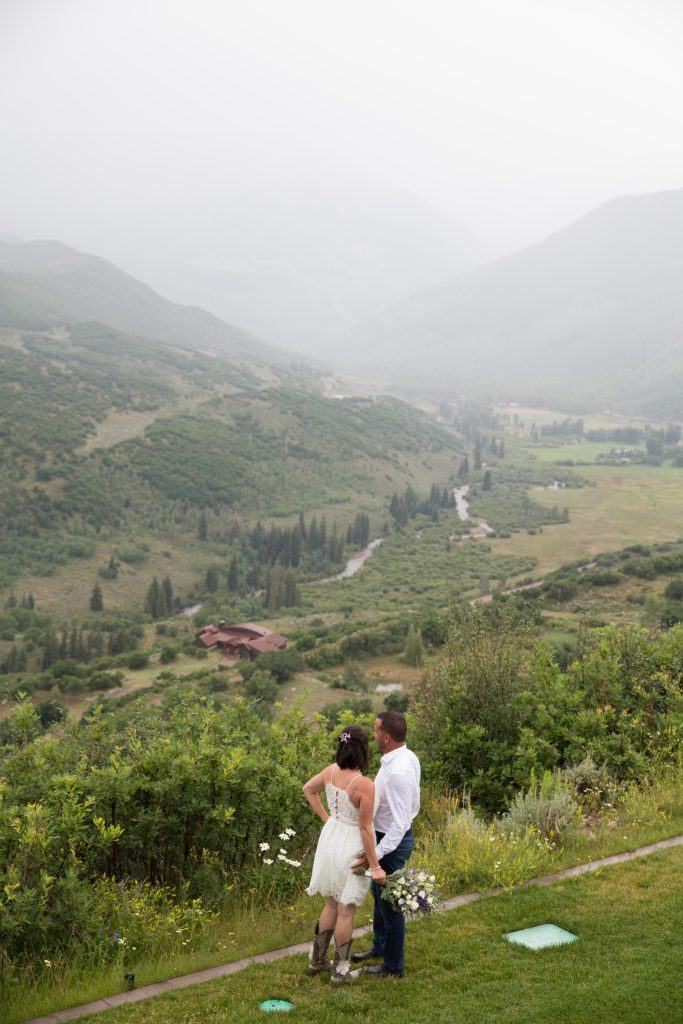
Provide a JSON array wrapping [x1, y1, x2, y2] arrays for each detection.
[[196, 621, 287, 661]]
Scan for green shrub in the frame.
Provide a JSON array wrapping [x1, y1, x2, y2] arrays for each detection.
[[415, 798, 556, 894], [562, 755, 617, 813], [126, 651, 149, 670], [114, 543, 150, 565], [245, 670, 279, 705], [500, 770, 579, 840], [664, 578, 683, 600], [240, 649, 302, 684]]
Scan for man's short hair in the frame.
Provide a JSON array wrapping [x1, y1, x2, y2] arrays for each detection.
[[377, 710, 407, 743]]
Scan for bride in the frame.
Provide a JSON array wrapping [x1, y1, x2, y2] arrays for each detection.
[[302, 724, 386, 986]]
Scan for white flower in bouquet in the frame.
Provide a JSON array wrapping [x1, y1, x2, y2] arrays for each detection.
[[381, 866, 440, 918]]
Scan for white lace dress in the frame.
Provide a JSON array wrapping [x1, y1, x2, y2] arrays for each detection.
[[306, 774, 378, 907]]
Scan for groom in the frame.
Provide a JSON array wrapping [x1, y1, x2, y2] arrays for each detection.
[[352, 710, 421, 978]]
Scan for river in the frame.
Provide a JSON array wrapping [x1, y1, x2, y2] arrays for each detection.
[[314, 538, 384, 584], [452, 485, 495, 537]]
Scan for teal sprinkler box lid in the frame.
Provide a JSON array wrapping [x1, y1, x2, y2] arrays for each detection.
[[260, 999, 294, 1012], [505, 923, 578, 950]]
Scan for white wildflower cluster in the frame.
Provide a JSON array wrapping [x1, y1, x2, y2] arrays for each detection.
[[259, 828, 301, 868], [384, 868, 437, 918]]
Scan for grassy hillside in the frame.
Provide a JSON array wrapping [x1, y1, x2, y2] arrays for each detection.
[[0, 323, 461, 606]]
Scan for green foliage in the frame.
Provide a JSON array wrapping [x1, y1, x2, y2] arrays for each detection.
[[414, 606, 683, 812], [240, 649, 302, 684], [244, 670, 279, 712], [0, 694, 332, 960], [114, 544, 149, 566], [341, 662, 368, 691], [664, 577, 683, 600], [562, 755, 617, 813], [499, 770, 580, 840], [403, 624, 425, 666]]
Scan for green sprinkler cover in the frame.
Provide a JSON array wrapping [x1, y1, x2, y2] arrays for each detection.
[[259, 998, 294, 1012], [505, 924, 578, 950]]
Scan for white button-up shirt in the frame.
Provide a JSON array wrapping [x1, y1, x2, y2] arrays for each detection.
[[374, 744, 421, 859]]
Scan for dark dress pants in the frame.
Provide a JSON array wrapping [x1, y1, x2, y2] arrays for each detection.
[[370, 828, 414, 974]]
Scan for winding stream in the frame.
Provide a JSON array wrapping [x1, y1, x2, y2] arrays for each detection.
[[452, 485, 495, 538], [315, 538, 384, 584]]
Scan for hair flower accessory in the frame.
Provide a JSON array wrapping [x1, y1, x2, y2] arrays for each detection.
[[340, 731, 351, 744]]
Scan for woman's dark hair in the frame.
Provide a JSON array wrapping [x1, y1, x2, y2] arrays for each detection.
[[334, 724, 369, 771]]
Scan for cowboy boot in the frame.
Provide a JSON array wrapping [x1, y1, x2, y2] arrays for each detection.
[[330, 939, 362, 987], [307, 922, 334, 975]]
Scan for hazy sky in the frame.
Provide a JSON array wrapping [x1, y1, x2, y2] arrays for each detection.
[[2, 0, 683, 256]]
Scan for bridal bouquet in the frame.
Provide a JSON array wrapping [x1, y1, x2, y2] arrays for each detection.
[[380, 868, 438, 918]]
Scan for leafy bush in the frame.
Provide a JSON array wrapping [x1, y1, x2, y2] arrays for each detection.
[[342, 662, 368, 691], [664, 578, 683, 601], [126, 651, 150, 669], [240, 649, 302, 684], [245, 670, 279, 705], [414, 798, 556, 894], [0, 695, 334, 960], [500, 770, 579, 840], [114, 543, 150, 565], [413, 607, 683, 812], [562, 755, 617, 813]]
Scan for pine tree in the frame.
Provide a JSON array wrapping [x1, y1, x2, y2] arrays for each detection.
[[309, 516, 320, 550], [197, 510, 208, 541], [483, 470, 492, 491], [403, 625, 424, 667], [162, 575, 174, 613], [474, 443, 482, 470], [68, 625, 79, 657], [41, 631, 59, 670], [205, 566, 219, 592], [90, 583, 104, 612], [266, 562, 285, 611], [145, 577, 161, 619], [284, 568, 301, 607], [4, 645, 19, 673], [227, 555, 240, 592]]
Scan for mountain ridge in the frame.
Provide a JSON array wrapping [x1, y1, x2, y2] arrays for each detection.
[[349, 188, 683, 417], [0, 237, 280, 361]]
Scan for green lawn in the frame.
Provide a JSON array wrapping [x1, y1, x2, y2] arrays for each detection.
[[523, 439, 641, 462], [76, 847, 682, 1024], [493, 462, 683, 577]]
